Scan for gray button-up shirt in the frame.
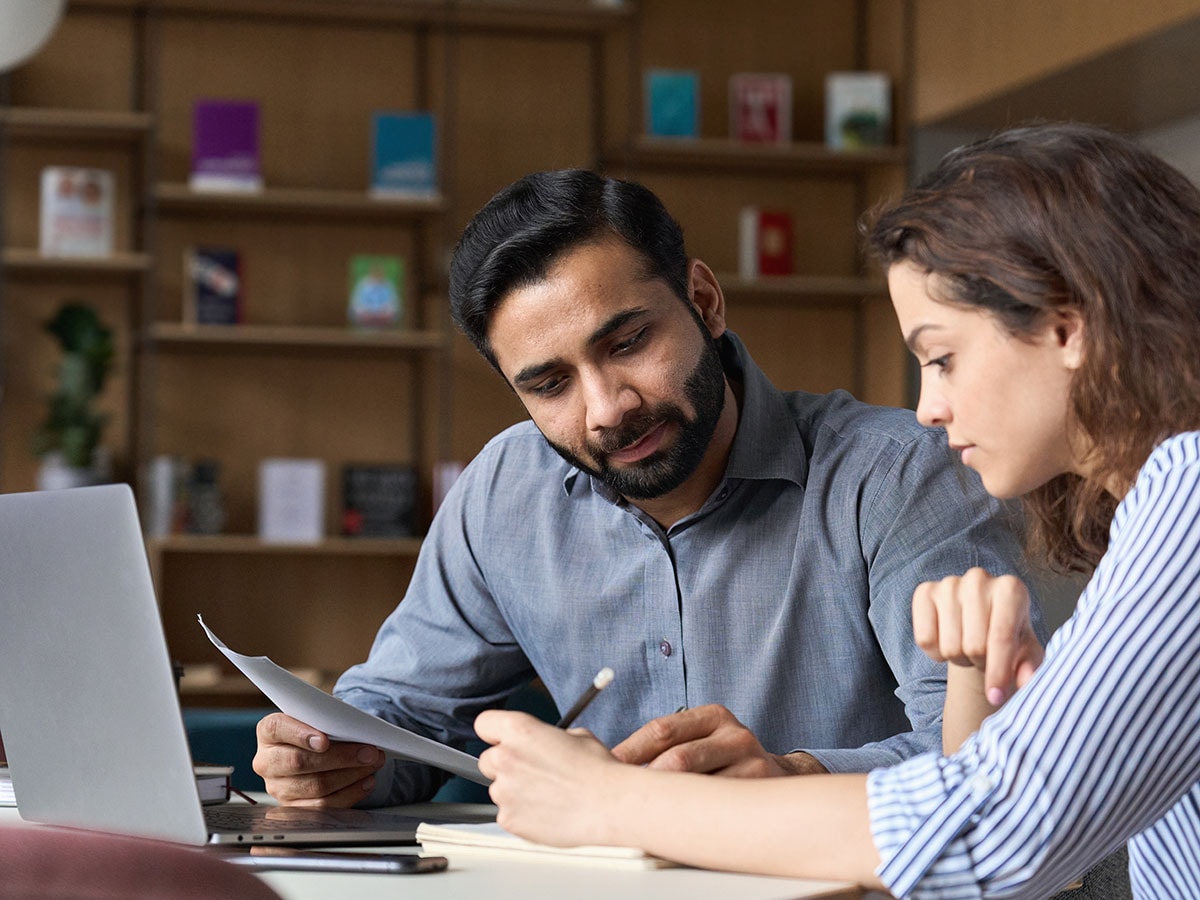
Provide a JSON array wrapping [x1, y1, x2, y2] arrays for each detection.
[[336, 333, 1035, 804]]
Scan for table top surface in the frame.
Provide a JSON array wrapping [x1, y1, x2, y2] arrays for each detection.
[[0, 799, 868, 900]]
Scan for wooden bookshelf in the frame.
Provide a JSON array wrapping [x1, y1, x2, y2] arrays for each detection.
[[0, 107, 152, 141], [606, 136, 907, 176], [717, 273, 886, 303], [148, 322, 446, 353], [149, 533, 424, 557], [2, 247, 152, 275], [153, 183, 447, 219]]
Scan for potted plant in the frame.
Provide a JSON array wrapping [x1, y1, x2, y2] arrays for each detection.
[[31, 302, 114, 490]]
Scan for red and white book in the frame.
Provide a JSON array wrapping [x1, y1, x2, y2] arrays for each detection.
[[729, 73, 792, 145], [738, 207, 793, 278]]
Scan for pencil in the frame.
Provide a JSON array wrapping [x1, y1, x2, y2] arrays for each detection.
[[556, 667, 614, 728]]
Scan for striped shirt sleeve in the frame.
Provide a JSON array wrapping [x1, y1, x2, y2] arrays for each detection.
[[867, 433, 1200, 898]]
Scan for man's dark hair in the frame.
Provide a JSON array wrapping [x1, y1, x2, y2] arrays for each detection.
[[448, 169, 689, 371]]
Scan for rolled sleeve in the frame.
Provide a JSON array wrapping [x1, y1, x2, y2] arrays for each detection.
[[868, 752, 1002, 899]]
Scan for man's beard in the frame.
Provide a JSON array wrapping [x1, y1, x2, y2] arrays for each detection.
[[546, 334, 727, 500]]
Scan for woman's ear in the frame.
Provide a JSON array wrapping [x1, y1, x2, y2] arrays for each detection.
[[1054, 309, 1086, 370], [688, 259, 727, 338]]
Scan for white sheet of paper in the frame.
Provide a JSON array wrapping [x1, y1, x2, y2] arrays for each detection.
[[198, 616, 489, 786]]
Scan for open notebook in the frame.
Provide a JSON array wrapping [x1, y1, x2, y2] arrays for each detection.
[[0, 484, 488, 846], [415, 821, 678, 869]]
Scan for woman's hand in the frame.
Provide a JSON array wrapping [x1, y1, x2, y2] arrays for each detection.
[[912, 568, 1044, 752], [475, 710, 628, 847]]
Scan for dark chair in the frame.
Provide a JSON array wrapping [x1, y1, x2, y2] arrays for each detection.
[[1051, 846, 1132, 899], [0, 825, 283, 899]]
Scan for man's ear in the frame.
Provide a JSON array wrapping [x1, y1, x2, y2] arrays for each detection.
[[688, 259, 727, 338], [1054, 308, 1086, 370]]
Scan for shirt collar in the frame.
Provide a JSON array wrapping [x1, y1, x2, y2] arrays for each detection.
[[720, 331, 810, 488], [561, 330, 809, 496]]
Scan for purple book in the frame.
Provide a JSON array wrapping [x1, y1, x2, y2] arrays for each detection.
[[190, 99, 262, 192]]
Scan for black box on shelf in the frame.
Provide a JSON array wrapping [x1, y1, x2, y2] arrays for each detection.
[[341, 463, 419, 538]]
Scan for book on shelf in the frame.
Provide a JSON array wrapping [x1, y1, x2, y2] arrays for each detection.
[[369, 111, 438, 199], [729, 73, 792, 144], [144, 456, 227, 538], [824, 71, 891, 150], [0, 762, 230, 808], [644, 68, 699, 138], [1, 763, 13, 807], [190, 99, 263, 192], [193, 764, 235, 805], [738, 207, 793, 279], [415, 821, 678, 870], [341, 463, 418, 538], [183, 246, 242, 325], [258, 458, 326, 544], [38, 166, 115, 258], [347, 254, 405, 329]]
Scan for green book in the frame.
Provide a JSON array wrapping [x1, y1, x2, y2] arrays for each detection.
[[347, 254, 405, 328]]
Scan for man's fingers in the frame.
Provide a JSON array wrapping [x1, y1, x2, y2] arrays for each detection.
[[265, 765, 380, 807], [256, 712, 328, 752], [611, 705, 731, 765]]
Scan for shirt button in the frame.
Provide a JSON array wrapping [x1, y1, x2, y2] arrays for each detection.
[[658, 639, 672, 657]]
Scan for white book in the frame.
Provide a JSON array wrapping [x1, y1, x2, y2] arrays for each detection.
[[258, 458, 326, 544], [39, 166, 115, 257], [415, 821, 678, 869]]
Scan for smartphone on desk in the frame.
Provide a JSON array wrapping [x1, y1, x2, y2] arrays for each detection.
[[224, 848, 449, 874]]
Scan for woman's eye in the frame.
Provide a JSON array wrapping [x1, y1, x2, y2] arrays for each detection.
[[921, 354, 951, 372]]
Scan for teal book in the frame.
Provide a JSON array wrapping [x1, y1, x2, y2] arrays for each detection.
[[644, 69, 699, 138], [369, 111, 438, 198]]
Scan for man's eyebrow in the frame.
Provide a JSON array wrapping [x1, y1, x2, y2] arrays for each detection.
[[513, 359, 559, 388], [512, 308, 650, 388], [587, 308, 648, 345]]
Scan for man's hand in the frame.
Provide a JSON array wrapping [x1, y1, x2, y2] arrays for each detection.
[[253, 712, 385, 807], [610, 704, 824, 776]]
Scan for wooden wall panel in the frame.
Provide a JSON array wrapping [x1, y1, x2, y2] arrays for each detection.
[[5, 10, 137, 110], [153, 17, 423, 188], [634, 0, 858, 143], [912, 0, 1200, 125], [150, 352, 418, 534], [160, 552, 416, 676]]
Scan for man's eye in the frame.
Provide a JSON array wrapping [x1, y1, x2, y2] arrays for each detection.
[[613, 327, 648, 354], [531, 377, 566, 397]]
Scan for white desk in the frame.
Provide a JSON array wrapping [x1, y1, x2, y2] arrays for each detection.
[[1, 801, 870, 899]]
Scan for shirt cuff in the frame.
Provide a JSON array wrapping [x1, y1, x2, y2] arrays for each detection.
[[802, 745, 924, 774], [355, 757, 398, 808], [867, 752, 1000, 898]]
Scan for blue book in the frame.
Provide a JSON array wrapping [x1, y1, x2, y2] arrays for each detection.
[[644, 69, 699, 138], [370, 111, 438, 198]]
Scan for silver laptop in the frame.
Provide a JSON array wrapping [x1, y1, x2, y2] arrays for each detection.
[[0, 483, 480, 846]]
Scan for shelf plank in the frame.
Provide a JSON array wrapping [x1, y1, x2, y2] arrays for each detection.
[[154, 183, 447, 219], [117, 0, 631, 35], [0, 107, 153, 141], [2, 248, 152, 275], [149, 534, 424, 556], [606, 136, 908, 176], [717, 273, 886, 301], [149, 322, 447, 352]]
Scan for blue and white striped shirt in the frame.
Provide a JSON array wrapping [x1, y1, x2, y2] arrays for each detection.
[[868, 432, 1200, 898]]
